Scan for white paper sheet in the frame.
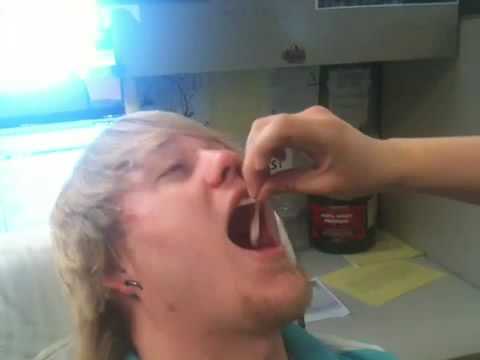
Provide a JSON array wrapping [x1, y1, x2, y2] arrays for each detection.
[[305, 278, 350, 323]]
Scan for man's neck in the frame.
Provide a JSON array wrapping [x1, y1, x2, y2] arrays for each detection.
[[131, 313, 289, 360]]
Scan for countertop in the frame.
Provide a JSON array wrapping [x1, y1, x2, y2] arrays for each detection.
[[297, 249, 480, 360]]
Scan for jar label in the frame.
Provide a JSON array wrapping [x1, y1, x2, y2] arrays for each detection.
[[310, 204, 368, 242]]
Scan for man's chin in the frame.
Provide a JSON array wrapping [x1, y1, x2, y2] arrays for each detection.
[[272, 270, 312, 326], [248, 268, 312, 332]]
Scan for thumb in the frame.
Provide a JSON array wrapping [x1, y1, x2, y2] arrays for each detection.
[[257, 168, 336, 201]]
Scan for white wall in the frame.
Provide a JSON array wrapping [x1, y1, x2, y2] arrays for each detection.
[[381, 16, 480, 287]]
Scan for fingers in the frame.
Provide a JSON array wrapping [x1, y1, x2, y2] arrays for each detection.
[[245, 114, 294, 169], [256, 168, 309, 200], [243, 114, 292, 197], [244, 168, 269, 199], [299, 105, 332, 117], [256, 168, 336, 201], [243, 106, 333, 198]]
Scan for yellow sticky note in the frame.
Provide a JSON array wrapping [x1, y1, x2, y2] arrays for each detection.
[[344, 232, 423, 267], [321, 261, 445, 306]]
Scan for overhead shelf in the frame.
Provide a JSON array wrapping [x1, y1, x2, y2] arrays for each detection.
[[110, 0, 459, 77]]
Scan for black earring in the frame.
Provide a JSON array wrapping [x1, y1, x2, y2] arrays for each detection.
[[124, 280, 143, 290]]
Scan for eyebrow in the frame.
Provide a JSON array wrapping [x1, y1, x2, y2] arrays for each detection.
[[148, 135, 228, 163], [140, 138, 179, 174], [153, 136, 178, 153]]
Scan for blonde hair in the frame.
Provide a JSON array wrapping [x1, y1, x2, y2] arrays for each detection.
[[51, 111, 235, 360]]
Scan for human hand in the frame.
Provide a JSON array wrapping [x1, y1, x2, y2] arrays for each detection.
[[242, 106, 393, 200]]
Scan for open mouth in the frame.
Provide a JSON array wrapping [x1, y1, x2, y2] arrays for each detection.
[[227, 198, 279, 251]]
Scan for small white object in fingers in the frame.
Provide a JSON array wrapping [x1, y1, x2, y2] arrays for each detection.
[[250, 202, 260, 248], [239, 197, 255, 206]]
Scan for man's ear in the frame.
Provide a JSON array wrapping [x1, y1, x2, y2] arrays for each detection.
[[103, 272, 142, 297], [103, 273, 125, 294], [102, 259, 140, 298]]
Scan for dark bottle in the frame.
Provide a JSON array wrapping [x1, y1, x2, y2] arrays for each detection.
[[309, 195, 377, 254]]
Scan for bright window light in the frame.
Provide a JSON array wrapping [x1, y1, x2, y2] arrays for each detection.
[[0, 0, 111, 93]]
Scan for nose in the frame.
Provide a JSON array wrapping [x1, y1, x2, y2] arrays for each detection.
[[199, 149, 242, 188]]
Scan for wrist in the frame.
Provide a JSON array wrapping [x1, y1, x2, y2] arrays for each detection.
[[376, 138, 412, 192]]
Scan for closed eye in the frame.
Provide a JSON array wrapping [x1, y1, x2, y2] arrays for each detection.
[[156, 163, 186, 181]]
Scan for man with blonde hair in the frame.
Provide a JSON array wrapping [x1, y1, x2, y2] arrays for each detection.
[[51, 110, 397, 360]]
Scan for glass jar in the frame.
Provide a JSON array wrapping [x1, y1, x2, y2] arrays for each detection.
[[309, 195, 377, 254]]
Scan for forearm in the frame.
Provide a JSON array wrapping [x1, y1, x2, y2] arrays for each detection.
[[381, 137, 480, 204]]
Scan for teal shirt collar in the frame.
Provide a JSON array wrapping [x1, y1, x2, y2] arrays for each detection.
[[127, 324, 397, 360], [281, 325, 397, 360]]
